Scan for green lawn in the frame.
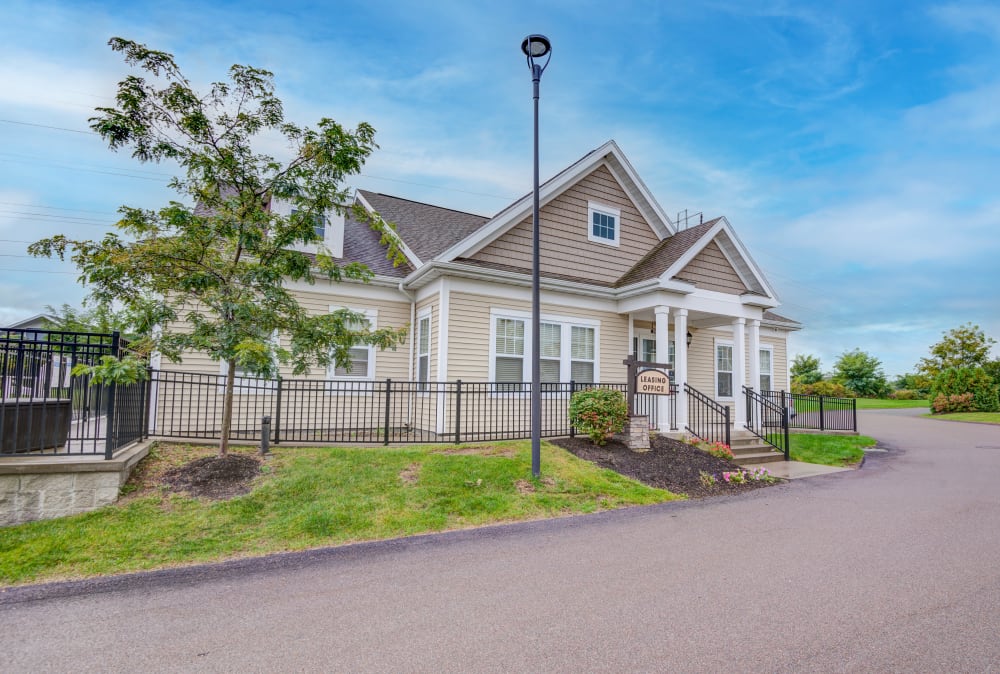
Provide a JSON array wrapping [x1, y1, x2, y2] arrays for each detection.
[[854, 398, 929, 410], [0, 440, 678, 587], [922, 412, 1000, 425], [787, 433, 877, 466]]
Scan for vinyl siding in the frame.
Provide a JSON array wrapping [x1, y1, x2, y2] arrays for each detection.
[[446, 291, 630, 383], [469, 165, 662, 285], [673, 240, 749, 295]]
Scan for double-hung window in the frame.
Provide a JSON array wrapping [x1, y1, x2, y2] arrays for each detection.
[[716, 342, 734, 399], [416, 310, 431, 392], [494, 317, 526, 391], [491, 311, 599, 391], [291, 208, 326, 240], [759, 347, 773, 392], [635, 337, 674, 370], [329, 308, 376, 381]]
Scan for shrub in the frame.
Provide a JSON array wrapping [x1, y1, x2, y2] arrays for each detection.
[[569, 388, 628, 445], [932, 393, 974, 414], [888, 389, 921, 400], [929, 367, 999, 413], [791, 380, 852, 397]]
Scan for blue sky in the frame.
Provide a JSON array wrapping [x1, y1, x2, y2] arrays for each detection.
[[1, 0, 998, 378]]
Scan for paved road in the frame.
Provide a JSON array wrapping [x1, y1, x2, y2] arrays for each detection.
[[4, 411, 1000, 672]]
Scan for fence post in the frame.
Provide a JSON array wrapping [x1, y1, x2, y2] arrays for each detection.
[[103, 331, 121, 460], [260, 415, 270, 455], [454, 379, 462, 444], [142, 369, 152, 439], [383, 379, 392, 446], [783, 405, 790, 461], [852, 397, 858, 432], [273, 376, 282, 445], [569, 380, 576, 438], [724, 405, 731, 448], [819, 395, 825, 431]]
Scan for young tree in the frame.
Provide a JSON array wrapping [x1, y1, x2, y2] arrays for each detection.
[[832, 349, 889, 398], [916, 323, 996, 379], [790, 353, 823, 385], [29, 38, 406, 455], [43, 302, 138, 337]]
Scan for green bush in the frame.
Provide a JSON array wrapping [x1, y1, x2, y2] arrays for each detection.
[[569, 388, 628, 445], [791, 380, 852, 397], [889, 389, 921, 400], [929, 367, 999, 413]]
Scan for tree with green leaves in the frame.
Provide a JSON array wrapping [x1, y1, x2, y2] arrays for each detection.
[[42, 302, 140, 338], [916, 323, 996, 380], [790, 353, 823, 385], [29, 38, 407, 455], [832, 348, 889, 398]]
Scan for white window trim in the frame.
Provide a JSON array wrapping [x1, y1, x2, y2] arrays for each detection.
[[714, 339, 735, 401], [587, 201, 621, 247], [416, 306, 432, 394], [488, 308, 600, 394], [327, 307, 378, 383], [759, 344, 774, 392]]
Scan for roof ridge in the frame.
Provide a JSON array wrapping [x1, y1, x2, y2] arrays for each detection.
[[358, 189, 490, 219]]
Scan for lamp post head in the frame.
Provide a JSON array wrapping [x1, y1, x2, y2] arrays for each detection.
[[521, 34, 552, 77]]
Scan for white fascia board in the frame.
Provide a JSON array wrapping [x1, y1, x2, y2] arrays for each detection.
[[602, 140, 675, 237], [740, 294, 780, 309], [713, 219, 781, 302], [434, 140, 672, 263], [283, 275, 410, 303], [355, 190, 424, 269], [762, 318, 802, 332]]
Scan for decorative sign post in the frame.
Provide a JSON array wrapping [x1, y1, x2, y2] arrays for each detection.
[[621, 356, 673, 451]]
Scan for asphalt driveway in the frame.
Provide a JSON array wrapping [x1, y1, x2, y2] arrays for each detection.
[[3, 410, 1000, 672]]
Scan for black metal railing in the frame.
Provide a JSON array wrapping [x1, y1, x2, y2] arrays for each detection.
[[744, 386, 789, 460], [684, 383, 730, 447], [1, 328, 150, 457], [761, 391, 857, 432], [148, 371, 677, 444]]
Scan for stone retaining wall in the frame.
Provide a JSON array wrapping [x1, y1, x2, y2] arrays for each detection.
[[0, 441, 151, 526]]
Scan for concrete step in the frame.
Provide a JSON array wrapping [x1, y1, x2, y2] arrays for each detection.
[[735, 451, 786, 464], [730, 444, 778, 456]]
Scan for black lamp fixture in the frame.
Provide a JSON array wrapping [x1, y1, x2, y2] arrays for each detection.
[[649, 324, 694, 347], [522, 33, 551, 479]]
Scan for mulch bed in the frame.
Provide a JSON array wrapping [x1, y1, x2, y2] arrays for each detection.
[[161, 454, 262, 500], [550, 435, 780, 498]]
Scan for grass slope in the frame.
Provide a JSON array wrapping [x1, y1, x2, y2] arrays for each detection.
[[922, 412, 1000, 425], [788, 433, 877, 466], [855, 399, 929, 410], [0, 440, 677, 586]]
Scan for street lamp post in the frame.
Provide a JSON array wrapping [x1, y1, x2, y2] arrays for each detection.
[[521, 34, 551, 478]]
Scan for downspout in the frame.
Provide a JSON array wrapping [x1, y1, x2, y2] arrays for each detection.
[[400, 280, 416, 431]]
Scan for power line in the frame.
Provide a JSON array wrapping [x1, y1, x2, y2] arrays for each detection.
[[0, 119, 94, 135], [0, 201, 117, 216], [0, 267, 77, 275]]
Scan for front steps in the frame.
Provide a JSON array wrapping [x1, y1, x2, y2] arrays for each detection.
[[729, 431, 785, 464]]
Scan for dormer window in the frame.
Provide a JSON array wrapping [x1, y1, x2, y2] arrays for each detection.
[[587, 201, 620, 247], [291, 208, 326, 240]]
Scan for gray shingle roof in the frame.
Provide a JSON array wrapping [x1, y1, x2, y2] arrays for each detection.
[[358, 190, 489, 263], [303, 211, 414, 278], [762, 310, 800, 326], [614, 219, 721, 288]]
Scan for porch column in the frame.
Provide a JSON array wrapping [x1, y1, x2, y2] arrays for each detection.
[[654, 306, 670, 432], [748, 319, 761, 391], [674, 309, 688, 431], [733, 317, 747, 428]]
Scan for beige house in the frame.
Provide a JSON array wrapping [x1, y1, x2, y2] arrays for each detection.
[[157, 140, 799, 439]]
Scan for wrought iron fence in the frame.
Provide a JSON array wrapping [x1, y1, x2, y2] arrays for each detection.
[[744, 386, 789, 459], [148, 370, 677, 444], [761, 390, 857, 432], [684, 383, 730, 447], [1, 328, 150, 457]]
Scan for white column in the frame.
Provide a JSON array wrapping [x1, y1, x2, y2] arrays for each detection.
[[654, 306, 670, 432], [748, 319, 761, 391], [733, 317, 747, 428], [674, 309, 688, 431]]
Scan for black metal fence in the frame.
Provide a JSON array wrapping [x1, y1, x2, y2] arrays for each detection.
[[0, 328, 150, 457], [684, 383, 730, 447], [761, 390, 857, 432], [744, 386, 790, 459], [149, 370, 678, 444]]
